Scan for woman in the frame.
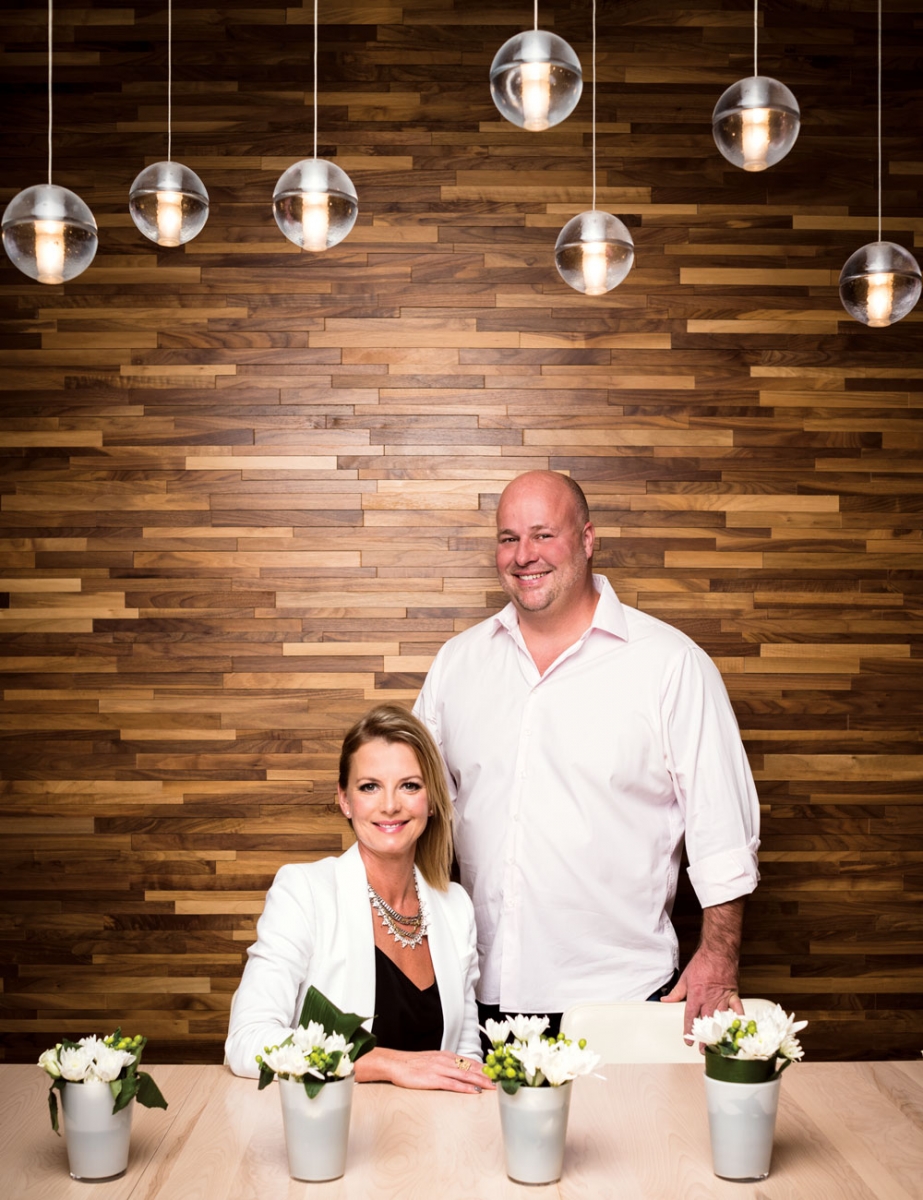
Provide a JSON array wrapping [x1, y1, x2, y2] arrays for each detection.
[[225, 705, 485, 1092]]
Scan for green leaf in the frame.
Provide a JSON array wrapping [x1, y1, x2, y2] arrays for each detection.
[[297, 985, 377, 1062], [500, 1078, 521, 1096], [112, 1070, 139, 1114], [135, 1071, 168, 1111], [48, 1080, 63, 1135], [302, 1077, 325, 1100], [109, 1077, 123, 1105], [258, 1061, 276, 1091]]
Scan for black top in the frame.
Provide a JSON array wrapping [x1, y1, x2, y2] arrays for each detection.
[[372, 945, 444, 1053]]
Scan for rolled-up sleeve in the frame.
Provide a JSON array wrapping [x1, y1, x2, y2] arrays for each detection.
[[662, 643, 761, 909]]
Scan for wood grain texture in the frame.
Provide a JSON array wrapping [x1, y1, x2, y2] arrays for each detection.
[[1, 0, 923, 1065]]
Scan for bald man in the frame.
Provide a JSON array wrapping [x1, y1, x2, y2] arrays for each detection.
[[414, 471, 760, 1043]]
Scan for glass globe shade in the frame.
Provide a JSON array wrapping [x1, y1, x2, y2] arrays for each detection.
[[272, 159, 358, 252], [1, 184, 97, 285], [490, 29, 582, 132], [129, 161, 209, 248], [712, 76, 800, 172], [839, 241, 922, 328], [554, 210, 634, 295]]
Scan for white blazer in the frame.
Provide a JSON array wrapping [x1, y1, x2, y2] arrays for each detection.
[[225, 843, 481, 1077]]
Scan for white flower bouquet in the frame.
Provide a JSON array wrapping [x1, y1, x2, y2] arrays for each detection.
[[38, 1029, 167, 1132], [692, 1004, 807, 1083], [481, 1015, 601, 1094], [257, 985, 376, 1099]]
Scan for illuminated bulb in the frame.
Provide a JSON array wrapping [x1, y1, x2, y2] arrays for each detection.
[[581, 241, 608, 295], [520, 60, 552, 131], [741, 108, 771, 172], [155, 190, 183, 247], [301, 191, 330, 252], [864, 273, 894, 327], [34, 219, 66, 284]]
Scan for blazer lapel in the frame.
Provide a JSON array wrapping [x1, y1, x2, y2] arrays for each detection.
[[419, 876, 463, 1051], [334, 843, 376, 1025]]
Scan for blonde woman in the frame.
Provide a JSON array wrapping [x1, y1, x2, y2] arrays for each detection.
[[225, 705, 484, 1092]]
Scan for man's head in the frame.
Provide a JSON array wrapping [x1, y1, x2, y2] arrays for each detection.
[[495, 471, 595, 621]]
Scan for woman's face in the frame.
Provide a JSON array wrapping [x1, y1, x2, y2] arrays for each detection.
[[337, 738, 430, 863]]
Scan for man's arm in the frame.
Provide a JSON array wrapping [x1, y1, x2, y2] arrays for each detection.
[[661, 896, 745, 1040]]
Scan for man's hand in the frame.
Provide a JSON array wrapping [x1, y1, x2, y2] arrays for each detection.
[[660, 897, 745, 1043]]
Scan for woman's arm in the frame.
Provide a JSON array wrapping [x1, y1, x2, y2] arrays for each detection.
[[354, 1047, 485, 1092], [225, 864, 315, 1077]]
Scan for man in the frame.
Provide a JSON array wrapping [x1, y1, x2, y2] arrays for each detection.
[[414, 470, 760, 1041]]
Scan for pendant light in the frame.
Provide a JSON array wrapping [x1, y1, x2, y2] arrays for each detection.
[[272, 0, 357, 252], [1, 0, 97, 284], [839, 0, 921, 327], [128, 0, 209, 247], [490, 0, 582, 132], [712, 0, 800, 172], [554, 0, 633, 296]]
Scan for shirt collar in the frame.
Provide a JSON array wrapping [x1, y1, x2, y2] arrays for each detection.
[[490, 573, 629, 643]]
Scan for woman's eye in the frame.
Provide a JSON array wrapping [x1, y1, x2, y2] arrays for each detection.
[[358, 782, 377, 792], [402, 782, 422, 792]]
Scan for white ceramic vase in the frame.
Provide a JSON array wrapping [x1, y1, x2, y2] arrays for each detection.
[[704, 1074, 781, 1181], [497, 1081, 572, 1185], [60, 1080, 134, 1182], [278, 1075, 355, 1182]]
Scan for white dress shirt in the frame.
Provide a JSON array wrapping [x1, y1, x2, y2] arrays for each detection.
[[414, 575, 760, 1014]]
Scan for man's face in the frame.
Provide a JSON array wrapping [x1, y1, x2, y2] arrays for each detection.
[[495, 476, 594, 619]]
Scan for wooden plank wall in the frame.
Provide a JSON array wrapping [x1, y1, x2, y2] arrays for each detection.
[[1, 0, 922, 1064]]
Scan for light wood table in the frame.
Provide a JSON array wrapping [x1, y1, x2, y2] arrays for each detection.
[[2, 1061, 921, 1199]]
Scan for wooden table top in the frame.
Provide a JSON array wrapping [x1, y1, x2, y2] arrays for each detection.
[[1, 1060, 921, 1199]]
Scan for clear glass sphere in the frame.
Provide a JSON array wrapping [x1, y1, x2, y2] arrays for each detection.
[[490, 29, 583, 131], [554, 210, 635, 295], [1, 184, 97, 284], [129, 161, 209, 247], [839, 241, 922, 328], [712, 76, 800, 172], [272, 159, 358, 252]]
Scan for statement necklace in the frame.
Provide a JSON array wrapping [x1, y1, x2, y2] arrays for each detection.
[[368, 876, 429, 950]]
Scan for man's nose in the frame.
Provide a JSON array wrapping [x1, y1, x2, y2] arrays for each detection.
[[514, 538, 538, 564]]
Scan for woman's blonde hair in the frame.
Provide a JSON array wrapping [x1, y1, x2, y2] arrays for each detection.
[[338, 704, 454, 891]]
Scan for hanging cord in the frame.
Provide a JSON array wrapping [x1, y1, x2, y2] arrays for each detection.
[[876, 0, 882, 242], [534, 0, 538, 32], [591, 0, 597, 211], [313, 0, 318, 158], [753, 0, 758, 77], [167, 0, 172, 161], [47, 0, 53, 184]]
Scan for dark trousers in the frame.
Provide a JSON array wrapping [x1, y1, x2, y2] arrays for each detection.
[[477, 968, 681, 1057]]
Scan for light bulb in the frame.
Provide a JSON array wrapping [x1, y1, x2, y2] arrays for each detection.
[[741, 108, 771, 171], [581, 241, 609, 295], [301, 191, 330, 252], [155, 190, 183, 247], [34, 219, 66, 284], [520, 60, 552, 131], [864, 273, 894, 327]]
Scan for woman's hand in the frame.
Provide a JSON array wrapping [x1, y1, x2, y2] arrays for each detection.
[[355, 1048, 493, 1093]]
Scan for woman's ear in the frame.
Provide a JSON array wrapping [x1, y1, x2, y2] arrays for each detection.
[[337, 786, 351, 820]]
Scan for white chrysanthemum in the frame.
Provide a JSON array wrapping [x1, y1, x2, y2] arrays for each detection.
[[262, 1043, 308, 1078], [779, 1032, 805, 1061], [482, 1018, 510, 1046], [331, 1052, 354, 1078], [323, 1032, 352, 1057], [507, 1014, 550, 1041], [291, 1021, 326, 1052], [540, 1040, 602, 1086], [38, 1048, 61, 1078], [691, 1009, 739, 1048], [512, 1034, 547, 1085], [88, 1045, 135, 1083], [736, 1029, 781, 1060], [58, 1044, 95, 1082]]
